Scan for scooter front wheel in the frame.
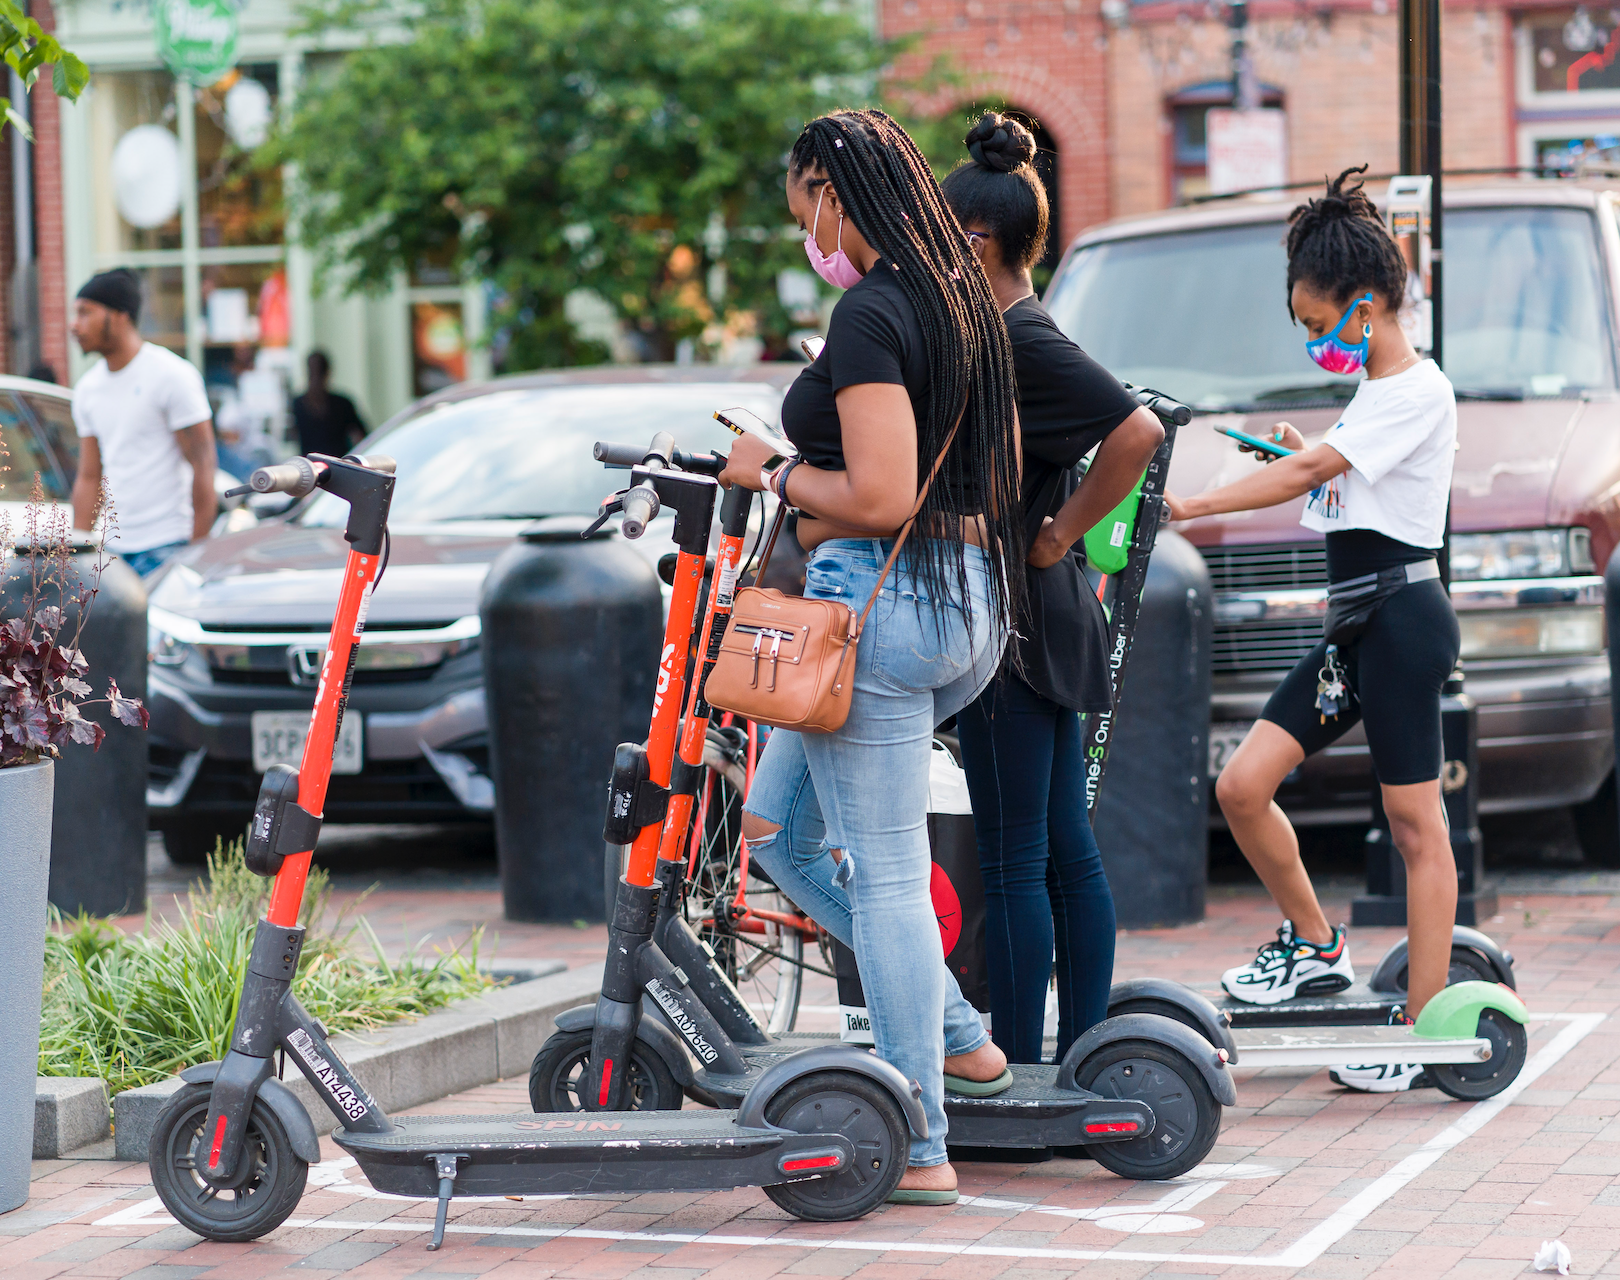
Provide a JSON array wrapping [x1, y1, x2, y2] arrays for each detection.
[[1075, 1040, 1221, 1182], [762, 1071, 908, 1221], [1430, 1009, 1528, 1101], [148, 1083, 308, 1242], [529, 1029, 684, 1112]]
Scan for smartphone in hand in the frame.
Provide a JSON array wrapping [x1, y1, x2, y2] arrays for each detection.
[[1215, 425, 1296, 459]]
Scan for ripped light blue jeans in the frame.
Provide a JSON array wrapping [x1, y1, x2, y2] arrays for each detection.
[[743, 538, 1005, 1166]]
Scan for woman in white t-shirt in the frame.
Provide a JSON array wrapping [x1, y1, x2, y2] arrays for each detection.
[[1165, 167, 1460, 1092]]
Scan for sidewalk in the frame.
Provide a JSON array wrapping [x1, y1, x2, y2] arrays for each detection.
[[12, 873, 1619, 1280]]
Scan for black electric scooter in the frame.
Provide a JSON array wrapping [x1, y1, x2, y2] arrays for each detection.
[[145, 443, 966, 1249], [533, 392, 1239, 1183]]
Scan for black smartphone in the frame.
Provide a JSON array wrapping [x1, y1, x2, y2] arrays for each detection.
[[714, 406, 799, 470]]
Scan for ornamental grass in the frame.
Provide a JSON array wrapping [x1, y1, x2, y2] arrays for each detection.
[[39, 841, 492, 1094]]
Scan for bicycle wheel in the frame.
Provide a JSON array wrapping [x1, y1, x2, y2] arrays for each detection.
[[686, 726, 829, 1036]]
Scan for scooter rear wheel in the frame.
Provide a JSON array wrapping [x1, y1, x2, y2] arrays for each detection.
[[148, 1083, 307, 1242], [1430, 1009, 1528, 1101], [762, 1071, 908, 1221], [1075, 1040, 1221, 1182], [528, 1029, 684, 1112]]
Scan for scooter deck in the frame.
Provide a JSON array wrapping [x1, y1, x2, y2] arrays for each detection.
[[334, 1109, 856, 1198], [1206, 983, 1405, 1030], [697, 1059, 1153, 1149], [1230, 1025, 1491, 1068]]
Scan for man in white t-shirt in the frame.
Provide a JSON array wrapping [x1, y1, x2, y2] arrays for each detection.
[[69, 269, 218, 577]]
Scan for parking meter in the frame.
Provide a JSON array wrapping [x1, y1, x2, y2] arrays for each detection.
[[1385, 174, 1433, 355]]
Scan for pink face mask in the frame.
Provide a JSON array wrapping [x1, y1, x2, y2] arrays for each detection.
[[803, 187, 864, 290]]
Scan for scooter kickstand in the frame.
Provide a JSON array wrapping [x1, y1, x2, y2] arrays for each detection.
[[425, 1153, 469, 1250]]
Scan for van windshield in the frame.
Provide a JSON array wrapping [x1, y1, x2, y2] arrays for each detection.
[[1042, 205, 1617, 408]]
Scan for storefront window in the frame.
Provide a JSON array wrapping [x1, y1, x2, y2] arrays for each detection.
[[131, 265, 186, 356], [195, 64, 284, 247], [87, 70, 182, 254], [1528, 8, 1620, 95]]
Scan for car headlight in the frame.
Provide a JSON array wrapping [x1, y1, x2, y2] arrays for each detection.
[[148, 624, 193, 667], [1449, 528, 1594, 580], [1458, 606, 1605, 659]]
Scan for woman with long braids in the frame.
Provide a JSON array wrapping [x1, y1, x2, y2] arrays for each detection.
[[940, 113, 1165, 1067], [719, 109, 1023, 1202], [1166, 166, 1460, 1092]]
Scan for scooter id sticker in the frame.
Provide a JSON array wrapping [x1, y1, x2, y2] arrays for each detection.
[[353, 580, 374, 640], [287, 1027, 375, 1121], [645, 978, 720, 1064]]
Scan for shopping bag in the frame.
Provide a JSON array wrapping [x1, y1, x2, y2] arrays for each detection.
[[835, 741, 990, 1043]]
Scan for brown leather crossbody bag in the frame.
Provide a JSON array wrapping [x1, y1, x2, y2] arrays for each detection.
[[704, 424, 960, 734]]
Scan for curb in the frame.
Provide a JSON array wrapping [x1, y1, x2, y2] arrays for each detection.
[[34, 1078, 110, 1158], [111, 961, 604, 1161]]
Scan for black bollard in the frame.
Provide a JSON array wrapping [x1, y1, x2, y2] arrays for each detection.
[[481, 523, 663, 922], [1, 548, 148, 917], [1090, 529, 1212, 928], [1351, 670, 1496, 926]]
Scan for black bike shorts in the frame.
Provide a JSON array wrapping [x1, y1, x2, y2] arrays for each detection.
[[1260, 578, 1461, 787]]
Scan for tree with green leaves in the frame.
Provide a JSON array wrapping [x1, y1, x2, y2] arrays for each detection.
[[0, 0, 86, 138], [278, 0, 941, 367]]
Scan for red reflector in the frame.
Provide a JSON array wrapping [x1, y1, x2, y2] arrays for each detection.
[[208, 1115, 228, 1168], [1084, 1121, 1141, 1135], [598, 1060, 613, 1107], [782, 1155, 842, 1172]]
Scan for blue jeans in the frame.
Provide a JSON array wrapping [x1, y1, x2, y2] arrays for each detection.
[[956, 675, 1117, 1065], [121, 540, 188, 578], [744, 539, 1004, 1166]]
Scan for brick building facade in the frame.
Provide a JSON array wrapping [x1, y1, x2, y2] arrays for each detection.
[[882, 0, 1618, 247]]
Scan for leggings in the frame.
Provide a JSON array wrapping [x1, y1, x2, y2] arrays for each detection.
[[955, 674, 1116, 1064]]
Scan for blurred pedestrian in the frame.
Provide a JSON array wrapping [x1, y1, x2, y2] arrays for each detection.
[[291, 350, 365, 457], [69, 268, 218, 577], [26, 361, 56, 385], [941, 112, 1165, 1065]]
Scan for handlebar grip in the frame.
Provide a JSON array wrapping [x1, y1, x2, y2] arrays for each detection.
[[593, 441, 646, 467], [343, 453, 396, 474], [620, 485, 660, 539], [1131, 386, 1192, 427], [247, 457, 320, 498]]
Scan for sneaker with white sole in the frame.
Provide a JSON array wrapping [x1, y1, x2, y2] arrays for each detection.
[[1221, 920, 1355, 1005], [1329, 1061, 1432, 1092]]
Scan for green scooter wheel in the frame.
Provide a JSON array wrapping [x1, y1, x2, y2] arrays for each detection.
[[148, 1083, 308, 1242], [1430, 1009, 1528, 1101]]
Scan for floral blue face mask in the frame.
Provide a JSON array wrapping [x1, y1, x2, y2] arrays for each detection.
[[1304, 293, 1373, 376]]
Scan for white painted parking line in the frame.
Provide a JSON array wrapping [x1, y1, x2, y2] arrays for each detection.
[[94, 1012, 1604, 1270]]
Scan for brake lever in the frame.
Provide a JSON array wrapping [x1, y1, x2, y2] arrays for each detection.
[[223, 484, 253, 498], [582, 491, 627, 539]]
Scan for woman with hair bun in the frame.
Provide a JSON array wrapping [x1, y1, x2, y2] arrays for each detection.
[[940, 112, 1166, 1067], [721, 108, 1023, 1203], [1165, 165, 1459, 1092]]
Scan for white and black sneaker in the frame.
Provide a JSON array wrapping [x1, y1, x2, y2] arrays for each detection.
[[1221, 920, 1355, 1005], [1330, 1008, 1433, 1092], [1328, 1061, 1431, 1093]]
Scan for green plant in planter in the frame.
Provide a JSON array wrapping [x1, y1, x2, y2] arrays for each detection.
[[1, 474, 147, 767], [39, 841, 495, 1093]]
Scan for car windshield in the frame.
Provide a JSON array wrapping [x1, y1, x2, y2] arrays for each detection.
[[299, 383, 779, 526], [1043, 205, 1617, 408]]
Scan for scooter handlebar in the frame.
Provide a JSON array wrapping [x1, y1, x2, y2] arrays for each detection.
[[246, 456, 321, 498], [593, 441, 725, 476], [1130, 385, 1193, 427], [343, 453, 396, 474], [620, 484, 660, 539]]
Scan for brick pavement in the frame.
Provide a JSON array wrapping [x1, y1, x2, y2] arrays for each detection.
[[16, 877, 1620, 1279]]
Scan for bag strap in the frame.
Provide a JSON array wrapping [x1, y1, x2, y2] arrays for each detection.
[[752, 416, 963, 608]]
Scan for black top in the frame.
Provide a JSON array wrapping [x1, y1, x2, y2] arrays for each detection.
[[292, 391, 366, 459], [781, 261, 977, 513], [1004, 296, 1141, 713], [1325, 529, 1434, 584]]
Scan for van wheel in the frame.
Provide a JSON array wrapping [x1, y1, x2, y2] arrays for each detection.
[[1571, 776, 1620, 868]]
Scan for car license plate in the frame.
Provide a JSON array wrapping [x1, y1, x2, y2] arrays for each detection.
[[251, 711, 363, 776], [1208, 721, 1252, 777]]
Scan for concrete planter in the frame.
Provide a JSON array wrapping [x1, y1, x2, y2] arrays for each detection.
[[0, 760, 54, 1210]]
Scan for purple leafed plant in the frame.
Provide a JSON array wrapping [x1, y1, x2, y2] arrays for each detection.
[[1, 448, 148, 768]]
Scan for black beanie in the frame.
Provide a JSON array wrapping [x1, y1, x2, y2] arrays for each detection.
[[76, 269, 142, 322]]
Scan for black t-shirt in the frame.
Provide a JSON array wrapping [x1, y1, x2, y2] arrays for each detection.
[[781, 262, 978, 513], [1004, 296, 1140, 713], [292, 391, 366, 459]]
